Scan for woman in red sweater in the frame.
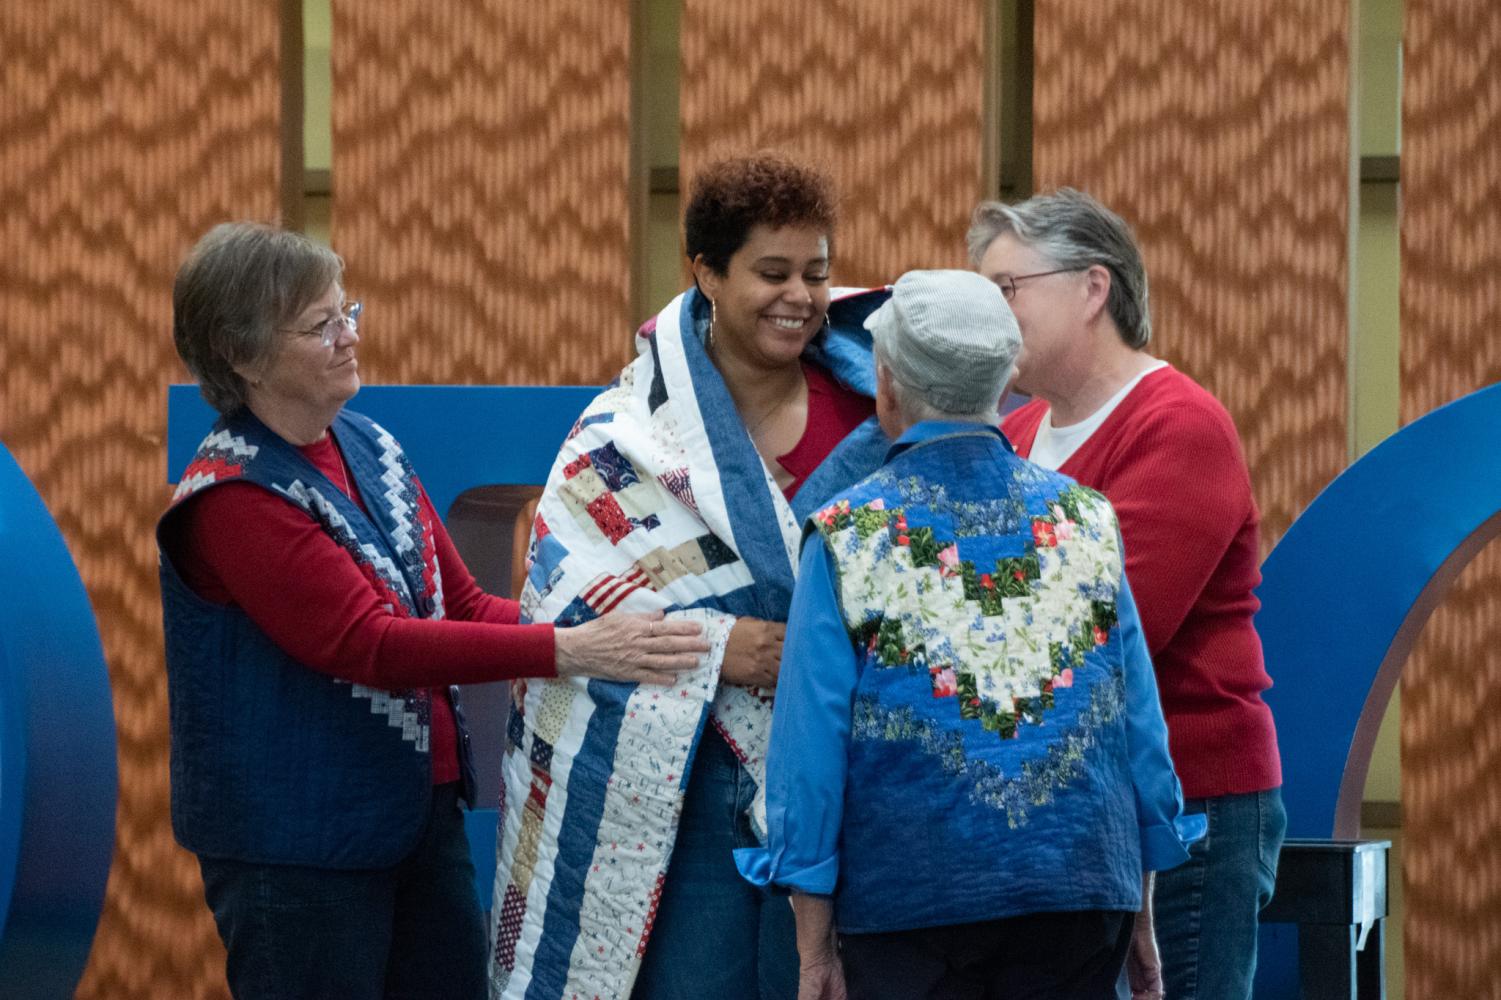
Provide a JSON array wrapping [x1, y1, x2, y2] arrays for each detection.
[[161, 222, 707, 1000], [968, 190, 1284, 1000]]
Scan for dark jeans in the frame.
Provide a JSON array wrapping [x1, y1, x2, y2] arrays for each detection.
[[198, 783, 485, 1000], [1153, 788, 1287, 1000], [631, 726, 798, 1000], [840, 910, 1134, 1000]]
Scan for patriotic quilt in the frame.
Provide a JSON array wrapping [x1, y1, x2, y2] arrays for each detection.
[[488, 286, 888, 1000]]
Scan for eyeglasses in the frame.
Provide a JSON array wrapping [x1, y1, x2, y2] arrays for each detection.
[[994, 268, 1085, 301], [286, 300, 361, 348]]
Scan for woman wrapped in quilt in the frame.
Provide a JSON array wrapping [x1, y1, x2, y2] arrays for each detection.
[[487, 153, 890, 1000]]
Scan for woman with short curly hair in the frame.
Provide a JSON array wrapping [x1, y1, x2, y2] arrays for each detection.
[[489, 153, 889, 1000]]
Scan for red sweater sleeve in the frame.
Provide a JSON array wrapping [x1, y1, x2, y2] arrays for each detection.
[[173, 481, 555, 687], [1093, 403, 1256, 656]]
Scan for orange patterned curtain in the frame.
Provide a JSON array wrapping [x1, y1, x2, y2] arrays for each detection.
[[0, 3, 283, 998], [1031, 0, 1351, 552], [1398, 1, 1501, 995], [679, 0, 988, 291], [330, 0, 635, 386]]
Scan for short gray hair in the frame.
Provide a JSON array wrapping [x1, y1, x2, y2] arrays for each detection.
[[172, 223, 342, 414], [967, 188, 1152, 349]]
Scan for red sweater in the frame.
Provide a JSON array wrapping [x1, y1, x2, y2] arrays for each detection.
[[1003, 366, 1281, 798], [161, 434, 556, 786]]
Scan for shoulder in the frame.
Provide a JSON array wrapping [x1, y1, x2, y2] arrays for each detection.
[[333, 407, 395, 446], [333, 410, 428, 481], [1111, 368, 1246, 456], [805, 471, 894, 541], [1026, 458, 1085, 495], [561, 368, 639, 446], [1026, 462, 1116, 520], [1131, 367, 1236, 429], [183, 477, 303, 521], [161, 474, 295, 545]]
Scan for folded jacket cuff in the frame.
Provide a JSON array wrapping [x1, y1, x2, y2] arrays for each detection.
[[733, 847, 840, 895], [1142, 813, 1208, 871]]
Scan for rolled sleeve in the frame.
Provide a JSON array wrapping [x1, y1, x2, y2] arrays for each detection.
[[734, 533, 858, 895], [1117, 572, 1206, 870]]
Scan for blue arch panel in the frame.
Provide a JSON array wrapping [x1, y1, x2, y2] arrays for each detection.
[[1254, 383, 1501, 997], [1258, 382, 1501, 840], [0, 442, 117, 997]]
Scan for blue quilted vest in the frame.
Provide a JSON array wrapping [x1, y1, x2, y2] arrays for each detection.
[[158, 408, 473, 869], [809, 427, 1145, 931]]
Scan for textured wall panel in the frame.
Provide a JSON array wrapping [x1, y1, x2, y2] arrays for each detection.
[[330, 1, 634, 386], [0, 3, 281, 998], [1399, 2, 1501, 996], [1032, 0, 1350, 553], [680, 0, 986, 291]]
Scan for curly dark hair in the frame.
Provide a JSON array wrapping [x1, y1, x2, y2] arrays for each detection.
[[683, 152, 838, 275]]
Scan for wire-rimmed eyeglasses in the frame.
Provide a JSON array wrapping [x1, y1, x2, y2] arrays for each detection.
[[994, 269, 1085, 301], [286, 300, 361, 348]]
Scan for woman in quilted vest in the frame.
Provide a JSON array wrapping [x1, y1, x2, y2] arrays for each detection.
[[159, 222, 707, 1000]]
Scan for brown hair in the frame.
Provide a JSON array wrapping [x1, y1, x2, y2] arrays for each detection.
[[172, 223, 342, 413], [684, 152, 838, 274]]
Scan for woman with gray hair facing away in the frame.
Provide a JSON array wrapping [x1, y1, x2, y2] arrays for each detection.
[[158, 222, 706, 1000], [738, 269, 1200, 1000], [971, 189, 1285, 1000]]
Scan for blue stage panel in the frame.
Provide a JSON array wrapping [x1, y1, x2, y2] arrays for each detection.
[[167, 384, 601, 518], [0, 442, 117, 998]]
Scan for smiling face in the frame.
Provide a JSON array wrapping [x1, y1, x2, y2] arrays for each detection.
[[241, 280, 361, 431], [975, 233, 1089, 400], [694, 224, 831, 369]]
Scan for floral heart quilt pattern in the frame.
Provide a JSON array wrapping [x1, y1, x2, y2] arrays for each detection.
[[814, 483, 1121, 742]]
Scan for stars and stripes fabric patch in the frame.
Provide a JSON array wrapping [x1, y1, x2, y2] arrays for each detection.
[[581, 568, 652, 615]]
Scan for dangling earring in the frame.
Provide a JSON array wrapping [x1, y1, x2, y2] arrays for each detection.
[[708, 298, 718, 350]]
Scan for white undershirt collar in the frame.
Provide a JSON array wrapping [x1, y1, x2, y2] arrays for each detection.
[[1027, 361, 1169, 470]]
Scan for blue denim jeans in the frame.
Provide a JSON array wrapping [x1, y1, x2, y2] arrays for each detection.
[[632, 726, 798, 1000], [1150, 788, 1286, 1000], [198, 783, 486, 1000]]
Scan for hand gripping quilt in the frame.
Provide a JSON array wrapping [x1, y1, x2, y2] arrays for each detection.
[[488, 287, 888, 1000]]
